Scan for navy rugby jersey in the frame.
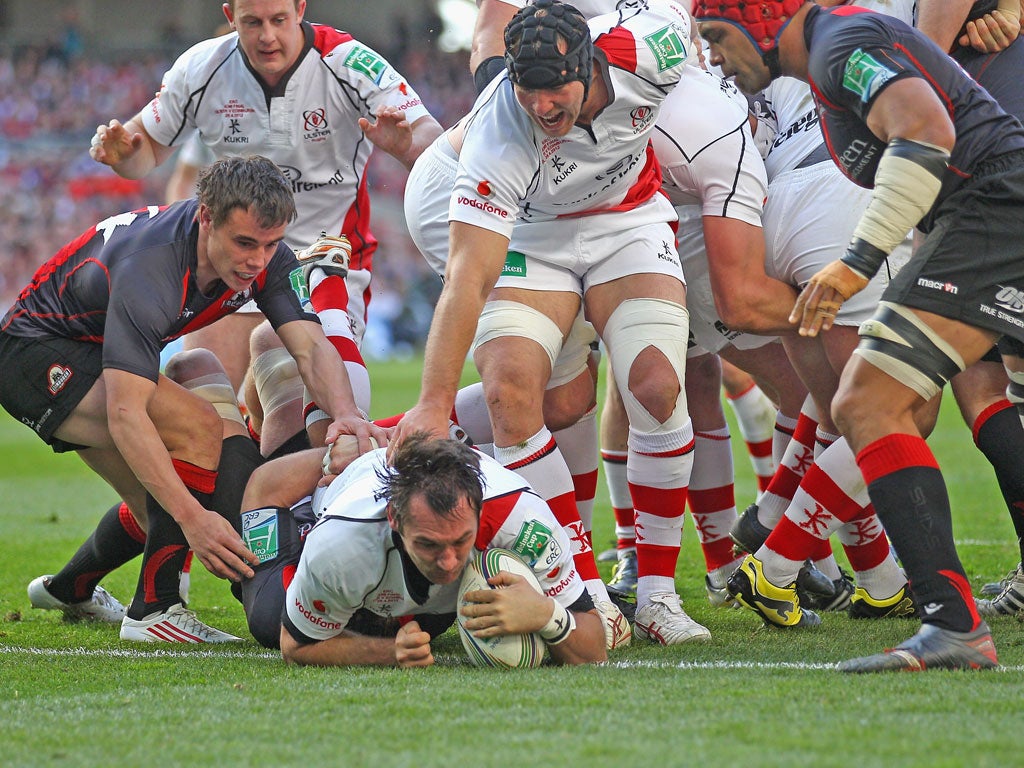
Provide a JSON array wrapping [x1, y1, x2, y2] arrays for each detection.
[[803, 4, 1024, 227], [1, 199, 313, 381]]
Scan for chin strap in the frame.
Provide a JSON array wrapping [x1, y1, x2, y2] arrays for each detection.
[[762, 48, 782, 79]]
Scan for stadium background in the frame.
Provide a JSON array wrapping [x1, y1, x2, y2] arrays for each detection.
[[0, 0, 479, 358]]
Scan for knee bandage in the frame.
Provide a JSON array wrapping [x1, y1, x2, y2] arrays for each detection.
[[855, 301, 965, 399], [251, 347, 303, 416], [603, 298, 690, 435], [474, 300, 566, 372], [548, 312, 597, 389], [182, 373, 244, 427]]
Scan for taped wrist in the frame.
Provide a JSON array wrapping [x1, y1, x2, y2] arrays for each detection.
[[850, 137, 949, 270], [840, 240, 887, 282], [539, 600, 576, 645], [474, 55, 507, 94]]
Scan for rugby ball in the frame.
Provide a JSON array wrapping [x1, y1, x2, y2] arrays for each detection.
[[457, 548, 547, 669]]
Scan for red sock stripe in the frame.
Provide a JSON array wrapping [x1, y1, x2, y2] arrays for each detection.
[[309, 274, 349, 314], [73, 570, 110, 601], [939, 568, 983, 631], [856, 434, 938, 486], [171, 459, 217, 494], [600, 451, 628, 466], [694, 430, 730, 442], [572, 469, 598, 500], [182, 550, 194, 574], [799, 463, 862, 523], [328, 335, 365, 366], [687, 485, 734, 513], [972, 399, 1014, 445], [245, 415, 261, 444], [765, 515, 824, 561], [118, 502, 146, 544], [635, 543, 681, 578], [766, 464, 805, 501], [746, 438, 774, 458], [629, 484, 688, 518], [774, 422, 796, 440], [726, 380, 757, 400], [811, 537, 833, 561], [503, 437, 557, 472], [633, 437, 695, 458], [143, 544, 186, 604], [842, 525, 889, 571], [700, 537, 737, 572]]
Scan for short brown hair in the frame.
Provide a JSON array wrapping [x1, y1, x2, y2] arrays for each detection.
[[196, 155, 297, 228]]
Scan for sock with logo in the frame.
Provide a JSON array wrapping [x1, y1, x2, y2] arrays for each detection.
[[857, 434, 981, 632], [46, 502, 146, 603]]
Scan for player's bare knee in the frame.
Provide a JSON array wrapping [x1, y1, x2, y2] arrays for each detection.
[[626, 347, 680, 424], [542, 371, 595, 431]]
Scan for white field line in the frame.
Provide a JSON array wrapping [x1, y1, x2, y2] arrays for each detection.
[[2, 645, 1023, 672]]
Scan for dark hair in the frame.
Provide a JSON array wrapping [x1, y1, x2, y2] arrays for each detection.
[[196, 155, 297, 229], [378, 433, 484, 527], [504, 0, 593, 98]]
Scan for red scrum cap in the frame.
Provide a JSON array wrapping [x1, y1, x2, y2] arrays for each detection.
[[694, 0, 805, 53]]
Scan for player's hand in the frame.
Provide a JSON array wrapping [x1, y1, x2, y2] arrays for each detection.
[[89, 119, 144, 166], [789, 260, 868, 338], [395, 620, 435, 668], [358, 106, 412, 158], [323, 415, 389, 457], [386, 404, 451, 461], [461, 572, 552, 637], [960, 10, 1020, 53], [179, 507, 259, 582]]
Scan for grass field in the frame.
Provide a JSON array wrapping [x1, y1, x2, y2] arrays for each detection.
[[1, 357, 1022, 768]]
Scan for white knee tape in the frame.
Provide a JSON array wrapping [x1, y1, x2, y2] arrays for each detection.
[[604, 298, 690, 435], [473, 300, 564, 371], [251, 347, 302, 414], [548, 312, 597, 389], [183, 373, 245, 427]]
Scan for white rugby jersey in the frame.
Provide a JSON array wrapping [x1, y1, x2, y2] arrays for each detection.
[[489, 0, 678, 24], [653, 66, 765, 225], [762, 0, 916, 180], [450, 0, 692, 238], [141, 23, 431, 271], [285, 450, 584, 642]]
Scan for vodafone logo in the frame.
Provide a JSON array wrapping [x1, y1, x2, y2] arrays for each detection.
[[456, 196, 508, 218], [477, 180, 492, 197], [312, 599, 327, 613], [294, 597, 342, 630]]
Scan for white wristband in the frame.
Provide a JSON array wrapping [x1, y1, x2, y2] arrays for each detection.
[[539, 600, 576, 645]]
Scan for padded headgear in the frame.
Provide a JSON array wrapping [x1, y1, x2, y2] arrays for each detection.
[[694, 0, 804, 53], [504, 0, 593, 98]]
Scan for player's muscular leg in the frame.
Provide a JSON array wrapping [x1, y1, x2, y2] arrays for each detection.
[[475, 335, 553, 445], [686, 353, 726, 433], [542, 366, 596, 432], [182, 313, 265, 396], [833, 307, 999, 452], [720, 342, 806, 419]]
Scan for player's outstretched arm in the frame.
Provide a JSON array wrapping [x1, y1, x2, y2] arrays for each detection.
[[279, 621, 434, 667]]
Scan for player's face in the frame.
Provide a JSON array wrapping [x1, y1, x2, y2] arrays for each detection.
[[514, 81, 586, 137], [394, 494, 479, 585], [224, 0, 306, 87], [698, 21, 773, 94], [198, 205, 287, 294]]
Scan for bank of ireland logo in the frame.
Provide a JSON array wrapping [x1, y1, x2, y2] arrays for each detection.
[[842, 49, 897, 103], [241, 508, 279, 561], [343, 45, 387, 83], [501, 251, 527, 278], [644, 25, 687, 71]]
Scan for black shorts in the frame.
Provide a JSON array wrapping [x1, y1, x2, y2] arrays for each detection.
[[239, 501, 317, 649], [0, 333, 101, 452], [885, 150, 1024, 344]]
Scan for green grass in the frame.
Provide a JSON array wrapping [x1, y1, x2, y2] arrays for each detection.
[[1, 357, 1022, 768]]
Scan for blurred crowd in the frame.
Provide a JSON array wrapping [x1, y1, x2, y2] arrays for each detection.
[[0, 25, 477, 355]]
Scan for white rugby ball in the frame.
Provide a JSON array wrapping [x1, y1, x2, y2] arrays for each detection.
[[457, 547, 546, 669]]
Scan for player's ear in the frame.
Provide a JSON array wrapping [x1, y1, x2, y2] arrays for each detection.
[[222, 3, 234, 27], [386, 504, 399, 532]]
